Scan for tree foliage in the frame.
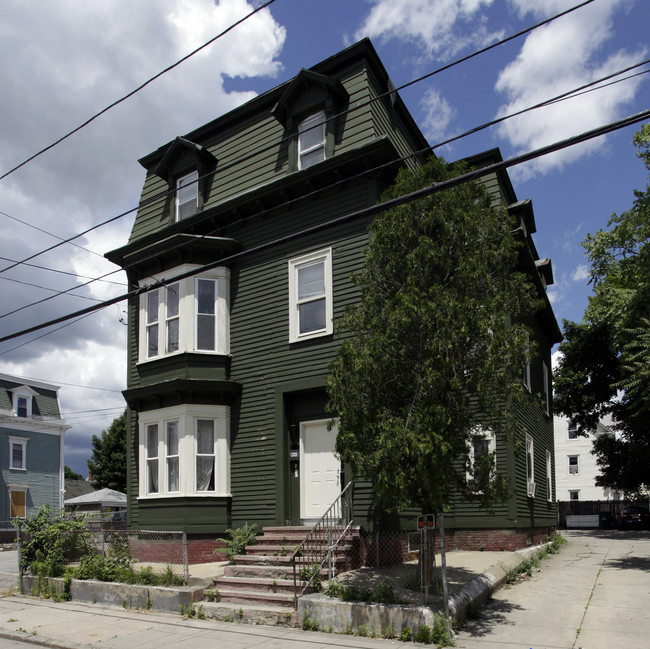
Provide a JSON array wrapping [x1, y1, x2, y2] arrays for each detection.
[[554, 125, 650, 495], [64, 465, 83, 480], [327, 156, 540, 514], [87, 410, 127, 493]]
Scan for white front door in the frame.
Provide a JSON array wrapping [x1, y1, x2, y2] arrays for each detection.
[[300, 419, 340, 522]]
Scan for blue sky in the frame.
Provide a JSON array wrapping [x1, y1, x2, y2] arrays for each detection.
[[0, 0, 648, 476]]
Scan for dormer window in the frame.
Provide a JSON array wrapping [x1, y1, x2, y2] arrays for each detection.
[[11, 386, 36, 418], [176, 170, 199, 221], [271, 69, 349, 174], [298, 111, 326, 170]]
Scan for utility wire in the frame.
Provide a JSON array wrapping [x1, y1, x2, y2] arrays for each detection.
[[0, 0, 594, 278], [1, 107, 648, 346], [3, 58, 648, 318], [0, 275, 103, 303], [0, 256, 126, 286], [0, 210, 106, 260], [0, 0, 278, 182]]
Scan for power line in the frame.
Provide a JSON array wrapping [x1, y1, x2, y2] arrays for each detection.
[[0, 210, 107, 260], [3, 57, 648, 320], [1, 107, 647, 346], [0, 0, 279, 183], [0, 256, 126, 286], [0, 275, 103, 303], [0, 0, 595, 279]]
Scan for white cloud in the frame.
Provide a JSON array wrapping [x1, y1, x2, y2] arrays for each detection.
[[420, 88, 456, 142], [354, 0, 502, 61], [570, 264, 589, 282], [496, 0, 646, 178], [0, 0, 286, 473]]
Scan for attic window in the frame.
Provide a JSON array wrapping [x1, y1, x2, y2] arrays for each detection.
[[176, 171, 199, 221], [11, 387, 35, 418], [298, 111, 326, 170]]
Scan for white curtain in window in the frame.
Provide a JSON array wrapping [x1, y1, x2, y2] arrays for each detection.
[[196, 420, 215, 491]]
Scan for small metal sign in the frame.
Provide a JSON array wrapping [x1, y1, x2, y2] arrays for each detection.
[[417, 514, 435, 529]]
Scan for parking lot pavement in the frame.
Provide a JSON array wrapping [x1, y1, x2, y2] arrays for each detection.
[[454, 529, 650, 649]]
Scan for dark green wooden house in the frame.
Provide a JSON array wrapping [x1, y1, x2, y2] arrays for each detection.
[[106, 39, 561, 560]]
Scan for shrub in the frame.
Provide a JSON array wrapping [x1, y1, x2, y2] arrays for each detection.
[[216, 524, 258, 563], [14, 505, 92, 578]]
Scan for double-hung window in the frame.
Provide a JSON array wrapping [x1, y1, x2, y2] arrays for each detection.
[[288, 248, 333, 342], [568, 455, 579, 475], [567, 422, 579, 439], [542, 360, 550, 415], [146, 424, 159, 494], [526, 434, 535, 497], [176, 171, 199, 221], [196, 419, 216, 492], [146, 290, 160, 358], [298, 111, 326, 170], [467, 429, 496, 490], [9, 437, 27, 470], [165, 284, 180, 353], [196, 278, 218, 351], [166, 421, 180, 492]]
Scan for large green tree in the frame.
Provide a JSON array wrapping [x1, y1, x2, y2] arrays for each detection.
[[87, 410, 127, 493], [327, 156, 540, 515], [554, 125, 650, 495]]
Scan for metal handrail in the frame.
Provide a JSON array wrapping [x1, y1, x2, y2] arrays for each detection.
[[290, 481, 354, 608]]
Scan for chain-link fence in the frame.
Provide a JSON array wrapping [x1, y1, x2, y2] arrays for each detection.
[[18, 525, 189, 585], [323, 529, 443, 605]]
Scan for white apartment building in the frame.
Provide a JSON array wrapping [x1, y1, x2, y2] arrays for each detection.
[[554, 415, 621, 502]]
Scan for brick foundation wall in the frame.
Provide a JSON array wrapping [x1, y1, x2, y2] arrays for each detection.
[[441, 527, 555, 552], [187, 539, 227, 564], [127, 537, 227, 565]]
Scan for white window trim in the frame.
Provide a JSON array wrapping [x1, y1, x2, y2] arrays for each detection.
[[298, 111, 326, 170], [176, 170, 199, 221], [466, 428, 496, 489], [9, 436, 27, 471], [138, 404, 230, 499], [288, 248, 333, 343], [568, 454, 580, 475], [9, 486, 27, 519], [526, 434, 535, 498], [138, 265, 230, 363], [546, 450, 553, 502], [569, 489, 580, 501], [542, 360, 550, 415]]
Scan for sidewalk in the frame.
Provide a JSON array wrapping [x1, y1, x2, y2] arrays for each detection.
[[0, 547, 530, 648]]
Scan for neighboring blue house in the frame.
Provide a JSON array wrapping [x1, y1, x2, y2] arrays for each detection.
[[0, 373, 69, 538]]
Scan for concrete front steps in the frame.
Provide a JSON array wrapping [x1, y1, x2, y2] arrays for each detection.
[[204, 525, 360, 622]]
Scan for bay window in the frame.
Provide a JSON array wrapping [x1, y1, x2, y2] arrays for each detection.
[[138, 405, 230, 498], [138, 266, 229, 362]]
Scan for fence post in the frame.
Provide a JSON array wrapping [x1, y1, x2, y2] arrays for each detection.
[[376, 530, 380, 568], [182, 532, 189, 584], [17, 528, 23, 594]]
